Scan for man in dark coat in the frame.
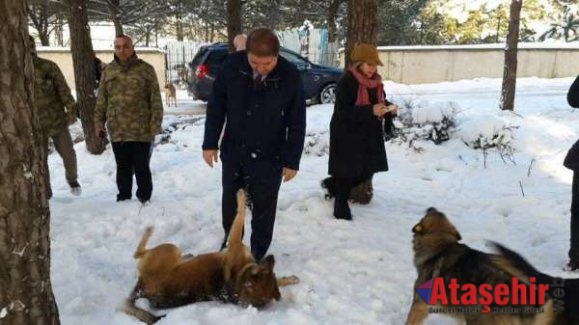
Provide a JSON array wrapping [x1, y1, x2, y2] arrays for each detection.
[[569, 76, 579, 109], [202, 28, 306, 261], [565, 75, 579, 270]]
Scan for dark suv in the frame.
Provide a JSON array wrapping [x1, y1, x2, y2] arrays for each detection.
[[188, 43, 342, 104]]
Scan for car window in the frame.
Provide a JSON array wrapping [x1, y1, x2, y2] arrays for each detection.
[[279, 50, 308, 70], [191, 48, 208, 65], [205, 50, 228, 65]]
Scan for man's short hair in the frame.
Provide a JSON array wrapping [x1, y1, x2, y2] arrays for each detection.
[[246, 28, 280, 57], [114, 34, 133, 45]]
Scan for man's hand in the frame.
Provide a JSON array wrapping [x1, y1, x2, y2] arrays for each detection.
[[282, 167, 298, 182], [203, 149, 219, 167]]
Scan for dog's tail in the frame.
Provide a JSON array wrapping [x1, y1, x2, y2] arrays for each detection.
[[134, 226, 153, 259], [227, 190, 246, 250], [489, 241, 553, 285]]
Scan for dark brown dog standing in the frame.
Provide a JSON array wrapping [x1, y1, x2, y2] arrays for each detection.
[[164, 83, 177, 107], [122, 190, 299, 324], [406, 207, 555, 325]]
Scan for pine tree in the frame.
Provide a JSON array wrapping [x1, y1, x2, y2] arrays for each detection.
[[0, 1, 61, 323]]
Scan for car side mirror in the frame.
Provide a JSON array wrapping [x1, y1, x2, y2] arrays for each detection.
[[305, 63, 312, 70]]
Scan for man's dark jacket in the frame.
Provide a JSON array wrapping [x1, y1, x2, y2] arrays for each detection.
[[569, 76, 579, 109], [563, 76, 579, 171], [203, 51, 306, 181]]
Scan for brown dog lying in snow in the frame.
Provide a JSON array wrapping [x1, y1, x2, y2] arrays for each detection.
[[122, 190, 299, 324]]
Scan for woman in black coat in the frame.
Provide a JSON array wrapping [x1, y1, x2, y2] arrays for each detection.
[[326, 43, 397, 220]]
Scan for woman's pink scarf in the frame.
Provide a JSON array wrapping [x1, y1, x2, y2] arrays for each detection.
[[348, 66, 385, 106]]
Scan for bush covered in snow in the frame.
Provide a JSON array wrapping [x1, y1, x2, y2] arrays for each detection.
[[392, 99, 460, 146], [303, 130, 329, 156], [457, 114, 518, 164]]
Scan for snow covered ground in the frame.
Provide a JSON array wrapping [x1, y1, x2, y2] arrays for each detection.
[[49, 76, 578, 324]]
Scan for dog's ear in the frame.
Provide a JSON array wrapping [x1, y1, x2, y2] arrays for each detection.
[[259, 255, 275, 273], [426, 207, 438, 214]]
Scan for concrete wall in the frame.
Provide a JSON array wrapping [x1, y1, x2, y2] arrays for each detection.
[[36, 48, 166, 90], [340, 43, 579, 84]]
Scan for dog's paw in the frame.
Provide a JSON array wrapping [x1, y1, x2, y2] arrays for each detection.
[[277, 275, 300, 286]]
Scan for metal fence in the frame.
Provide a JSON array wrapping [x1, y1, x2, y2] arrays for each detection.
[[277, 28, 340, 67], [164, 41, 203, 87]]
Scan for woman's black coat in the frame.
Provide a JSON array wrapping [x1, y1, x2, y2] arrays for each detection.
[[328, 71, 392, 178]]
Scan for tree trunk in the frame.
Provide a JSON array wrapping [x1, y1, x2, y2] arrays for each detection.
[[107, 0, 123, 36], [500, 0, 523, 111], [345, 0, 378, 68], [145, 28, 151, 47], [66, 0, 105, 154], [38, 31, 50, 46], [155, 21, 159, 47], [56, 13, 65, 46], [0, 1, 60, 324], [112, 16, 123, 36], [176, 0, 184, 41], [176, 20, 183, 41], [226, 0, 242, 52], [28, 0, 51, 45], [327, 0, 343, 43]]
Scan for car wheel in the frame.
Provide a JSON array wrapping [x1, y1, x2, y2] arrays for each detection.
[[319, 83, 336, 104]]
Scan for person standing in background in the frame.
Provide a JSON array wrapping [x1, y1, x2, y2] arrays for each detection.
[[30, 36, 81, 198], [94, 35, 163, 204], [564, 75, 579, 270], [326, 43, 397, 220]]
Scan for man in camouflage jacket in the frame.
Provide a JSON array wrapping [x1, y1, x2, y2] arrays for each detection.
[[94, 35, 163, 203], [31, 36, 81, 197]]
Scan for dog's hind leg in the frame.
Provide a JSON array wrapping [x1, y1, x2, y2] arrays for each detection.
[[121, 280, 165, 325], [227, 190, 246, 250], [277, 275, 300, 287]]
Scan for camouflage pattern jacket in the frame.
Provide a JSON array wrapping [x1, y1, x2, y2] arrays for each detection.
[[95, 55, 163, 142], [33, 55, 76, 137]]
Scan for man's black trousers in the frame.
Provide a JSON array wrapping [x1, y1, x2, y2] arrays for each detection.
[[221, 168, 282, 261], [112, 141, 153, 201]]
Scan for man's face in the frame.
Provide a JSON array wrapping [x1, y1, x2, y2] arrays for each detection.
[[114, 37, 134, 62], [248, 53, 278, 75]]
